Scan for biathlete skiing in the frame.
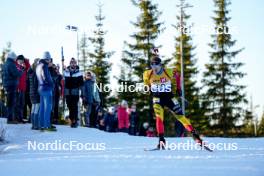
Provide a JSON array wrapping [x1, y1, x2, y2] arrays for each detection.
[[143, 48, 211, 151]]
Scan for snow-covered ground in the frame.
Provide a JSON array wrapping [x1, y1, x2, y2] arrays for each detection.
[[0, 118, 263, 176]]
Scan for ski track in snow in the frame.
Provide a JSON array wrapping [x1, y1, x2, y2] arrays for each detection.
[[0, 119, 264, 176]]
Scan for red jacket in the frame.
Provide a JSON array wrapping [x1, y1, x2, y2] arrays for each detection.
[[117, 106, 129, 129], [16, 59, 30, 92]]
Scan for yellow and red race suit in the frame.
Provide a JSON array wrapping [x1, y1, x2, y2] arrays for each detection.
[[143, 68, 194, 136]]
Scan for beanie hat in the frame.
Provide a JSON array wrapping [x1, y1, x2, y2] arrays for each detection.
[[17, 55, 25, 61], [6, 51, 17, 60], [70, 57, 77, 64], [42, 51, 52, 60], [121, 100, 128, 107], [151, 56, 161, 65]]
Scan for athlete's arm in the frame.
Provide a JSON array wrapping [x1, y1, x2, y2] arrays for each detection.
[[143, 70, 151, 93], [173, 70, 182, 97]]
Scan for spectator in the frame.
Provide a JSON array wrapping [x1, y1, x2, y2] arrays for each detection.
[[104, 107, 117, 132], [15, 55, 30, 123], [129, 104, 139, 136], [28, 58, 40, 130], [81, 71, 101, 127], [36, 51, 55, 131], [3, 52, 23, 124], [64, 58, 83, 128], [113, 105, 119, 130], [50, 64, 63, 124], [96, 108, 105, 130], [117, 100, 129, 133], [23, 73, 32, 123], [139, 122, 149, 136], [89, 73, 101, 128], [146, 127, 155, 137]]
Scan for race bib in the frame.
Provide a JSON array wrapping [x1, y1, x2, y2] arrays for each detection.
[[153, 97, 160, 103]]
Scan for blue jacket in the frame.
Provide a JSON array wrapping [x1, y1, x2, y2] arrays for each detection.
[[81, 79, 101, 104], [3, 58, 23, 91], [36, 59, 53, 92]]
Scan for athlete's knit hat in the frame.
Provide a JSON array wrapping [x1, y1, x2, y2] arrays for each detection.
[[151, 56, 161, 65]]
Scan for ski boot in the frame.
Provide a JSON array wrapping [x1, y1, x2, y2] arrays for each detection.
[[191, 130, 212, 152], [191, 129, 202, 144], [157, 135, 166, 150]]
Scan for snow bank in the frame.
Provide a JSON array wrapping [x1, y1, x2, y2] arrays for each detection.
[[0, 118, 263, 176]]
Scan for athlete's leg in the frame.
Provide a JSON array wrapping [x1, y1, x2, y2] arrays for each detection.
[[153, 103, 164, 135], [153, 97, 166, 148], [165, 98, 205, 144], [165, 97, 194, 132]]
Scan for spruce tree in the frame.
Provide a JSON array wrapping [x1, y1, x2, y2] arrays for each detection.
[[88, 3, 114, 107], [202, 0, 247, 136], [120, 0, 164, 123], [117, 45, 135, 103]]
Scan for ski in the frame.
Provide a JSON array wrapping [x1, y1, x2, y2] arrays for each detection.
[[144, 147, 171, 151], [144, 148, 160, 151], [203, 145, 213, 152], [196, 140, 213, 152]]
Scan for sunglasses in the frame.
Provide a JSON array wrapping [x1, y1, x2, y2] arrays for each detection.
[[151, 62, 161, 66]]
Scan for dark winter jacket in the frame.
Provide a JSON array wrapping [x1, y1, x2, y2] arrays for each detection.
[[129, 111, 139, 128], [104, 113, 117, 132], [64, 66, 83, 96], [53, 74, 63, 97], [28, 68, 40, 104], [3, 58, 23, 91], [50, 67, 63, 97], [36, 59, 53, 92]]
